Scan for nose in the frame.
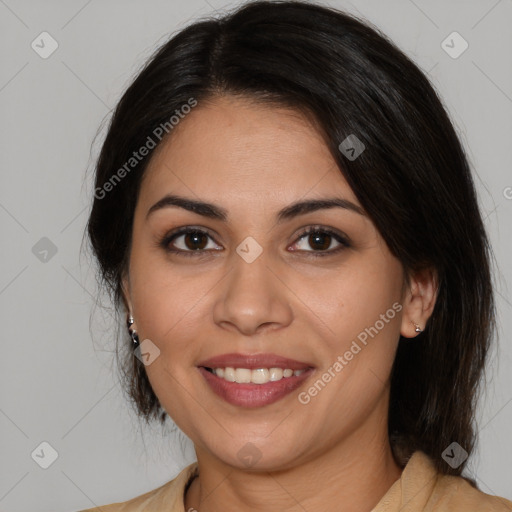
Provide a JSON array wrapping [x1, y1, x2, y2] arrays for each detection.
[[212, 251, 293, 336]]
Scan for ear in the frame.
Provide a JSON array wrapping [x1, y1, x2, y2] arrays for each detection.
[[121, 271, 132, 316], [400, 267, 438, 338]]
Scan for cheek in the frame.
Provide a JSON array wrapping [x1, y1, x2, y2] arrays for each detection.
[[128, 258, 210, 426], [290, 255, 403, 347], [294, 256, 403, 407], [127, 253, 208, 385], [129, 240, 206, 330]]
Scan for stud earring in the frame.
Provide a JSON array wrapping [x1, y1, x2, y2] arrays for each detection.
[[127, 314, 140, 348], [412, 321, 422, 333]]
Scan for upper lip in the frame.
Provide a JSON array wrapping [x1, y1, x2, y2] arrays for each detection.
[[197, 353, 314, 370]]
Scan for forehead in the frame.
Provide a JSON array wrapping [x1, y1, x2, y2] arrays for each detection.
[[138, 95, 358, 211]]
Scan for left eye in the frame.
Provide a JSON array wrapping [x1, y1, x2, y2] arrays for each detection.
[[291, 227, 349, 256]]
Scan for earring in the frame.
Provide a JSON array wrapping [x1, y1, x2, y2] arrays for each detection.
[[412, 321, 422, 333], [127, 314, 140, 348]]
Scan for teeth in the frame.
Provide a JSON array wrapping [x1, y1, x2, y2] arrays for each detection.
[[210, 367, 306, 384]]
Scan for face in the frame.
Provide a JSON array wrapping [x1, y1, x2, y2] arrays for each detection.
[[123, 95, 411, 471]]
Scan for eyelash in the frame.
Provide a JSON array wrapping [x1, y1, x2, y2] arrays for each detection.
[[158, 225, 351, 258]]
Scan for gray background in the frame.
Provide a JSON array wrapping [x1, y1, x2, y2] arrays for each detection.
[[0, 0, 511, 510]]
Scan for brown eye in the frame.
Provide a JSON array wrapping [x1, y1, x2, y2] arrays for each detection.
[[290, 226, 350, 257], [306, 232, 333, 251], [180, 231, 209, 250], [160, 227, 222, 256]]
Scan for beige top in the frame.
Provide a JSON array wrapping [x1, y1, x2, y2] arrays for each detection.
[[78, 451, 512, 511]]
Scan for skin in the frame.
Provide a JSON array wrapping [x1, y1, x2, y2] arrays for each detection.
[[122, 95, 437, 512]]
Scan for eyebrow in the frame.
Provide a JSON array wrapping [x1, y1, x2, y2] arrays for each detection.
[[146, 193, 366, 222]]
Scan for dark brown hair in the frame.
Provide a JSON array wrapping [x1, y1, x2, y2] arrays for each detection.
[[85, 0, 495, 478]]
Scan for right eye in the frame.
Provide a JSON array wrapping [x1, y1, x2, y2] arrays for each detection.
[[160, 227, 222, 257]]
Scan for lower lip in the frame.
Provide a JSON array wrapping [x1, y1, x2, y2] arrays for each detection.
[[198, 367, 314, 408]]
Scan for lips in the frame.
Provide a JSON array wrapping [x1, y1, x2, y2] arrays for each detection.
[[198, 352, 313, 370], [197, 352, 315, 408]]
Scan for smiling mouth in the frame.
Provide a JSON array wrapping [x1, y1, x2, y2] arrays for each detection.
[[198, 365, 315, 408], [202, 366, 307, 384]]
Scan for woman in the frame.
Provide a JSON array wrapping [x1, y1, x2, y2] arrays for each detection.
[[81, 1, 512, 510]]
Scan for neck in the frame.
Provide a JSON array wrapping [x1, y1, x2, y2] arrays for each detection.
[[185, 410, 403, 512]]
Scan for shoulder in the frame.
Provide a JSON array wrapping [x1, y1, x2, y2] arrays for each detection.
[[374, 451, 512, 511], [432, 472, 512, 511], [76, 462, 198, 512]]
